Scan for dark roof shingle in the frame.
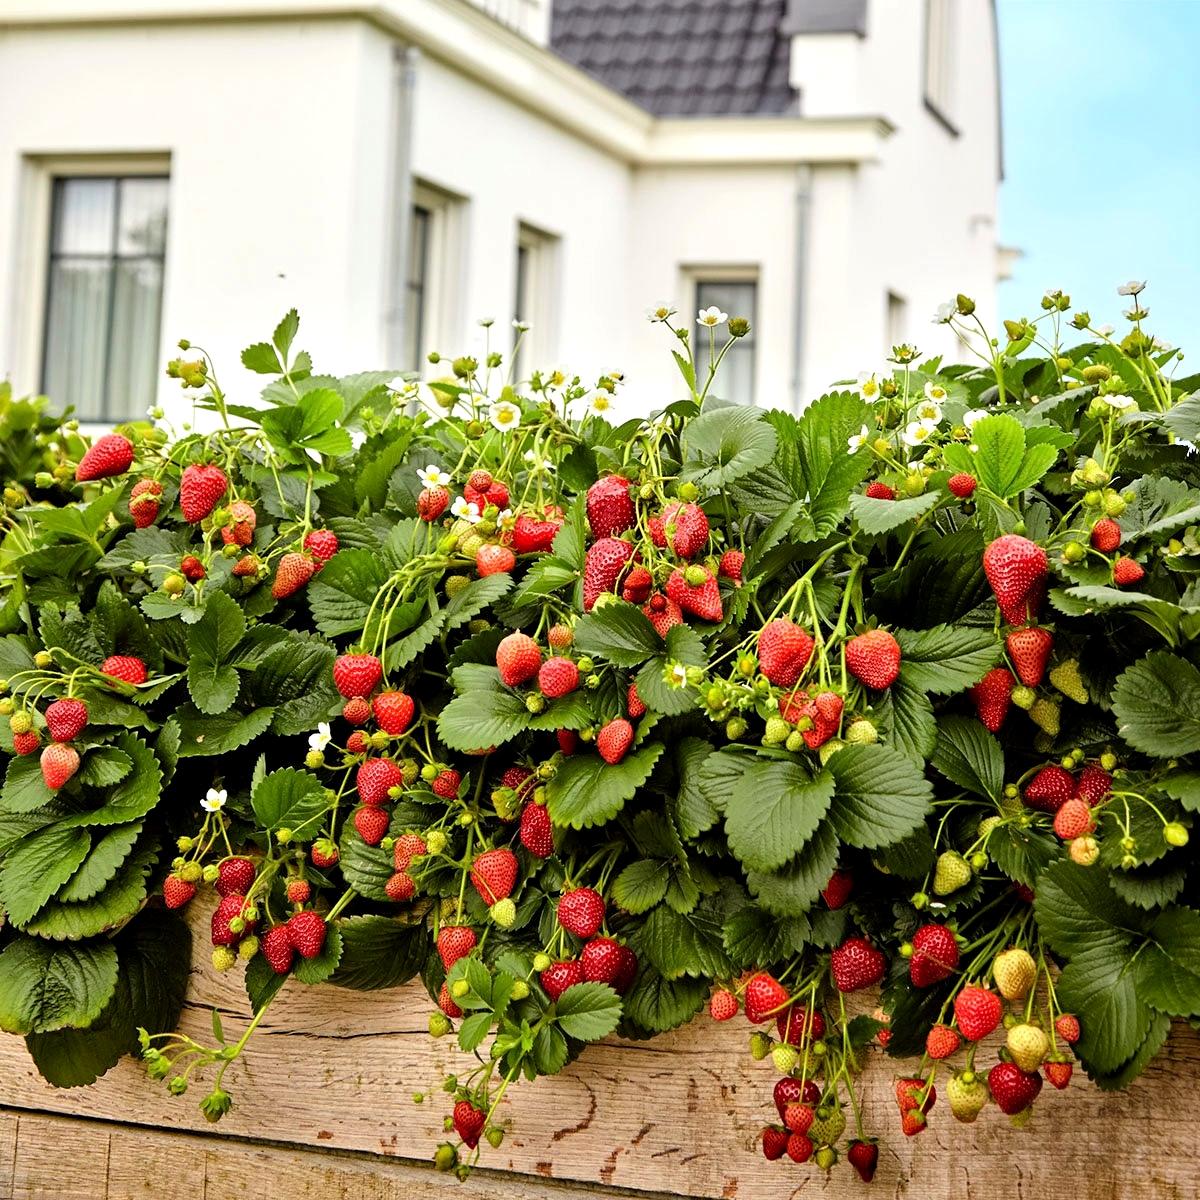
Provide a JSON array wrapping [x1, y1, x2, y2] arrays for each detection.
[[549, 0, 798, 117]]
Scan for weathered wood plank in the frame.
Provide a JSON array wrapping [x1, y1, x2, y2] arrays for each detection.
[[0, 899, 1197, 1198], [0, 1112, 17, 1200]]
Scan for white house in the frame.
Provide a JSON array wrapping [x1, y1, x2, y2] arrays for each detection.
[[0, 0, 1003, 424]]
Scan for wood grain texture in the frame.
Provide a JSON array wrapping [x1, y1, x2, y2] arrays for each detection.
[[1, 900, 1198, 1198]]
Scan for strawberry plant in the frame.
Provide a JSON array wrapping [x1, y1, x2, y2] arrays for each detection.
[[1, 287, 1199, 1181]]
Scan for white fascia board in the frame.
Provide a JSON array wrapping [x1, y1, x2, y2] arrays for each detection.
[[0, 0, 893, 165]]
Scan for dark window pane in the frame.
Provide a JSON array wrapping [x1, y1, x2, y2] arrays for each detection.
[[43, 258, 110, 422], [117, 178, 169, 256], [405, 205, 430, 371], [694, 279, 757, 405], [108, 259, 166, 416], [52, 179, 115, 255], [513, 241, 530, 377]]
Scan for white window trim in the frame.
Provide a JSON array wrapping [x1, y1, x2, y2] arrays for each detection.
[[513, 220, 560, 375], [923, 0, 958, 136], [10, 153, 171, 406], [409, 180, 468, 370], [682, 265, 760, 405]]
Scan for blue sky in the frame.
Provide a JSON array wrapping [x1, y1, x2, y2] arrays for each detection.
[[996, 0, 1200, 343]]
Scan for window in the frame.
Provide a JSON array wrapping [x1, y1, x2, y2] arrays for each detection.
[[693, 277, 757, 406], [41, 175, 169, 422], [924, 0, 957, 132], [404, 204, 432, 371], [887, 290, 908, 355], [512, 222, 558, 380]]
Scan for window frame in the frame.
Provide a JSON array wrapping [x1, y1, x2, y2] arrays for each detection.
[[11, 153, 171, 421], [512, 220, 560, 379], [405, 181, 468, 372], [686, 268, 759, 407], [923, 0, 959, 136]]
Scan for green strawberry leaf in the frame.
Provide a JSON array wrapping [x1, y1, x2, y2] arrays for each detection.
[[679, 405, 777, 490], [848, 490, 941, 535], [554, 982, 622, 1041], [930, 715, 1004, 800], [621, 969, 708, 1034], [57, 820, 143, 902], [174, 706, 275, 757], [60, 732, 162, 827], [1, 754, 54, 814], [1112, 651, 1200, 757], [1058, 943, 1150, 1075], [746, 820, 840, 917], [0, 823, 91, 926], [573, 602, 663, 666], [252, 767, 329, 836], [611, 860, 670, 914], [546, 744, 663, 829], [0, 936, 119, 1034], [896, 624, 1000, 694], [632, 902, 732, 981], [724, 760, 834, 872], [329, 916, 427, 990], [825, 744, 933, 850]]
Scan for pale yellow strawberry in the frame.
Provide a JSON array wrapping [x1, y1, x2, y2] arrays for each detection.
[[1030, 698, 1061, 736], [1006, 1023, 1049, 1072], [933, 850, 972, 895], [1049, 660, 1089, 704], [808, 1105, 846, 1145], [947, 1071, 988, 1123], [993, 947, 1037, 1001]]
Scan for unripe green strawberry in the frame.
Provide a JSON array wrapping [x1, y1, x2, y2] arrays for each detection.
[[429, 1012, 452, 1037], [490, 898, 517, 927], [844, 718, 877, 745], [808, 1105, 846, 1146], [1007, 1023, 1049, 1072], [9, 711, 32, 735], [1049, 659, 1089, 704], [1011, 684, 1036, 709], [993, 947, 1037, 1000], [933, 850, 972, 895], [763, 716, 790, 745], [1029, 697, 1061, 735], [817, 738, 845, 765], [771, 1043, 798, 1074], [947, 1072, 988, 1122], [211, 946, 236, 972]]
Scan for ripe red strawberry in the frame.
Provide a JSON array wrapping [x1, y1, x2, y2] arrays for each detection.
[[969, 667, 1015, 732], [272, 552, 315, 598], [1006, 625, 1052, 687], [357, 757, 403, 806], [581, 936, 624, 985], [216, 857, 256, 898], [484, 480, 510, 509], [1023, 764, 1075, 814], [470, 847, 518, 905], [333, 654, 382, 699], [802, 690, 843, 749], [547, 623, 573, 652], [393, 832, 428, 870], [926, 1023, 962, 1059], [496, 632, 541, 687], [76, 433, 134, 482], [304, 529, 339, 562], [666, 502, 709, 558], [1044, 1060, 1073, 1089], [129, 478, 162, 527], [285, 878, 312, 905], [776, 1005, 825, 1044], [385, 871, 415, 901], [785, 1133, 813, 1163], [583, 537, 636, 611], [821, 869, 854, 910], [757, 618, 815, 688], [558, 887, 605, 938], [220, 500, 257, 546], [642, 592, 683, 637], [864, 481, 895, 500], [163, 874, 196, 909], [353, 805, 390, 845], [666, 566, 723, 621], [783, 1103, 814, 1134], [310, 839, 339, 868], [709, 989, 738, 1021], [13, 730, 40, 755], [900, 1110, 927, 1136], [432, 769, 461, 799], [954, 985, 1002, 1041], [620, 564, 653, 604], [831, 936, 886, 992], [845, 629, 901, 689], [180, 555, 206, 583], [909, 923, 960, 987], [417, 486, 450, 522], [437, 925, 478, 970], [947, 473, 978, 499], [1055, 1013, 1081, 1044], [988, 1061, 1042, 1114], [341, 697, 371, 726], [452, 1100, 486, 1149], [100, 655, 147, 685], [895, 1077, 936, 1114], [983, 534, 1048, 625], [512, 511, 562, 552], [262, 924, 294, 974], [626, 681, 646, 719], [743, 971, 789, 1022], [1090, 518, 1121, 552], [287, 909, 327, 959], [346, 731, 368, 754], [847, 1140, 879, 1183], [611, 943, 638, 993], [586, 475, 634, 537], [467, 469, 493, 492], [540, 958, 585, 1001], [211, 893, 249, 946], [538, 657, 579, 698], [499, 765, 536, 803], [773, 1077, 820, 1119], [1075, 765, 1112, 805], [179, 463, 228, 522], [519, 801, 554, 857], [438, 982, 463, 1018], [761, 1126, 788, 1161], [1054, 798, 1094, 839], [596, 717, 634, 764], [476, 543, 516, 576], [232, 554, 260, 578], [373, 690, 415, 735], [45, 698, 88, 742], [1112, 555, 1145, 586], [718, 548, 744, 585]]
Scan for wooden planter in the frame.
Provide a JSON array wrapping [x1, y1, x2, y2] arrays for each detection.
[[2, 906, 1197, 1200]]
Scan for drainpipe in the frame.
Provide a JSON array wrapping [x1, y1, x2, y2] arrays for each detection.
[[790, 164, 812, 413], [384, 43, 420, 368]]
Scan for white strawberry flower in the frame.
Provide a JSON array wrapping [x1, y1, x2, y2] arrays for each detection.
[[697, 306, 727, 328], [417, 465, 451, 488], [901, 417, 939, 448], [924, 380, 949, 404], [646, 304, 677, 323], [858, 372, 881, 402], [1104, 394, 1138, 412], [586, 390, 614, 417], [308, 722, 332, 752], [488, 399, 522, 433], [451, 496, 482, 525], [963, 408, 988, 430], [847, 424, 871, 454], [201, 787, 227, 814], [933, 301, 957, 323], [915, 399, 943, 424]]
